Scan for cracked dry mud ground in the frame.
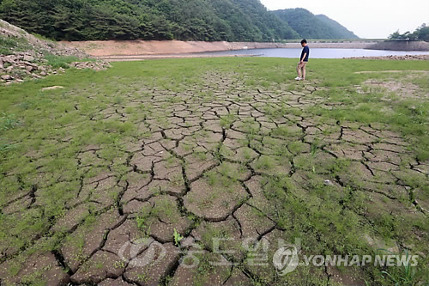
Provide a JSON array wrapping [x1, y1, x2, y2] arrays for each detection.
[[0, 68, 428, 286]]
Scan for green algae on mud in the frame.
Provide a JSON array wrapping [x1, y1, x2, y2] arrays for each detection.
[[0, 57, 428, 285]]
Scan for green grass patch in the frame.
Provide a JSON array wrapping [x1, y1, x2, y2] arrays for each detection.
[[0, 35, 32, 55], [43, 53, 80, 69], [1, 57, 428, 285]]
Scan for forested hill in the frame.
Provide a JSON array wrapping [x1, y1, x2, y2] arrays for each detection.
[[273, 8, 359, 39], [314, 14, 359, 39], [0, 0, 299, 41], [0, 0, 357, 41]]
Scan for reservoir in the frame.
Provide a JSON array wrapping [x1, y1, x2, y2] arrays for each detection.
[[199, 48, 429, 59]]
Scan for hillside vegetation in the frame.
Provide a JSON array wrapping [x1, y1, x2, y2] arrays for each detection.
[[0, 0, 357, 41], [0, 0, 297, 41], [389, 23, 429, 41], [274, 8, 358, 40]]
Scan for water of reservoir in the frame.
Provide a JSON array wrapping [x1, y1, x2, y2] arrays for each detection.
[[198, 48, 429, 59]]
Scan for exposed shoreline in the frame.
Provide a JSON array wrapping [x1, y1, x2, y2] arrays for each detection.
[[346, 55, 429, 61], [366, 40, 429, 51], [62, 40, 379, 57], [61, 40, 429, 61], [98, 54, 429, 62]]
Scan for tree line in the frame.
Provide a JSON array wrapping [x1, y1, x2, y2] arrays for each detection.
[[273, 8, 358, 40], [0, 0, 299, 41], [388, 24, 429, 41], [0, 0, 357, 41]]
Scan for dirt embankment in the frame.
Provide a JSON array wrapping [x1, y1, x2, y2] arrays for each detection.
[[62, 40, 377, 58], [367, 40, 429, 51]]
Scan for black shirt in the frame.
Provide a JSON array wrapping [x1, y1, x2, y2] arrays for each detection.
[[300, 46, 310, 62]]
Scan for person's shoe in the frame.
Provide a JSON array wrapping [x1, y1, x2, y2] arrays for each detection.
[[294, 77, 302, 81]]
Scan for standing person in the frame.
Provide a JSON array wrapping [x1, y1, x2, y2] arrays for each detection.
[[295, 39, 309, 81]]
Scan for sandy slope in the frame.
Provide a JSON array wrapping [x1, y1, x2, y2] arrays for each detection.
[[62, 40, 376, 57]]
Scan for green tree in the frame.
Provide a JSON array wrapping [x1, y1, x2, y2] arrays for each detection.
[[415, 24, 429, 41], [0, 0, 318, 41], [389, 24, 429, 41]]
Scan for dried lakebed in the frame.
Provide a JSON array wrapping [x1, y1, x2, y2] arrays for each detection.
[[0, 58, 428, 285]]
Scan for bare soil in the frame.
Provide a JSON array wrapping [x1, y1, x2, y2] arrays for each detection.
[[62, 40, 377, 58], [1, 62, 428, 285]]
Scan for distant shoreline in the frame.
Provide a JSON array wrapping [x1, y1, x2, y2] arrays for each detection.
[[61, 40, 429, 60], [366, 40, 429, 51], [62, 40, 378, 57]]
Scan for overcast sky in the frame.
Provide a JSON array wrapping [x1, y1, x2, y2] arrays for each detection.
[[259, 0, 429, 39]]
